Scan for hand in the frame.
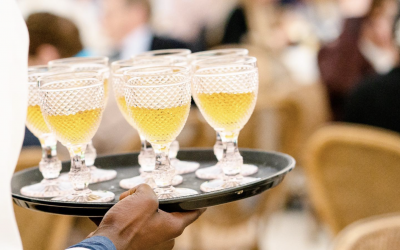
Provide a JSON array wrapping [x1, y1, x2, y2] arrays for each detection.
[[88, 184, 205, 250]]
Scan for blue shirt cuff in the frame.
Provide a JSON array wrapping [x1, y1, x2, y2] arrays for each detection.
[[67, 236, 116, 250]]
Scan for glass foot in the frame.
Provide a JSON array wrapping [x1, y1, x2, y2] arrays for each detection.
[[241, 164, 259, 176], [88, 166, 117, 183], [51, 189, 115, 202], [119, 175, 183, 189], [171, 159, 200, 175], [195, 164, 259, 180], [200, 177, 260, 193], [155, 187, 198, 200], [20, 179, 73, 198], [59, 166, 117, 184], [195, 165, 222, 180]]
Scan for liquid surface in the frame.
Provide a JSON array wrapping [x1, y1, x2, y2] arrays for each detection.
[[129, 103, 190, 145], [44, 108, 102, 145], [26, 105, 51, 138], [196, 92, 256, 131]]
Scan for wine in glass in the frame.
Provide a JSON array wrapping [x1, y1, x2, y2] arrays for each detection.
[[124, 66, 197, 199], [189, 49, 258, 180], [20, 66, 73, 198], [39, 71, 114, 202], [111, 59, 183, 189], [192, 56, 260, 192], [48, 57, 117, 184], [132, 49, 200, 175]]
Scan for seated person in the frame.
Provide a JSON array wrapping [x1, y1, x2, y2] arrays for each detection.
[[343, 4, 400, 132], [101, 0, 189, 60]]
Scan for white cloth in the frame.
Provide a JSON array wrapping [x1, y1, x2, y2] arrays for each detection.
[[119, 24, 152, 60], [359, 39, 397, 74], [0, 0, 29, 249]]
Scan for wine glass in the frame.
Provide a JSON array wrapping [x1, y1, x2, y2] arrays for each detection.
[[111, 59, 183, 189], [20, 66, 73, 198], [124, 66, 197, 199], [192, 56, 259, 192], [132, 49, 200, 175], [48, 57, 117, 184], [189, 49, 258, 179], [38, 71, 114, 202]]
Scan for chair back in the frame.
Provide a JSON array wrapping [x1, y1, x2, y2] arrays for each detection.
[[332, 213, 400, 250], [304, 123, 400, 234]]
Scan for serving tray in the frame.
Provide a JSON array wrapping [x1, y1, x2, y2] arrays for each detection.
[[12, 149, 295, 216]]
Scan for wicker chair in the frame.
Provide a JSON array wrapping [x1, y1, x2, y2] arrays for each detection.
[[332, 213, 400, 250], [14, 147, 74, 250], [304, 123, 400, 234]]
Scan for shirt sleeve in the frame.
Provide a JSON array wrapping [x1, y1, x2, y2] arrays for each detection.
[[67, 236, 116, 250]]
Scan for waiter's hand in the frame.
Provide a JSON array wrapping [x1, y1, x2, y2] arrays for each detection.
[[88, 184, 205, 250]]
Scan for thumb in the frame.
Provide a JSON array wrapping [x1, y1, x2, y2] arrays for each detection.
[[119, 183, 155, 201]]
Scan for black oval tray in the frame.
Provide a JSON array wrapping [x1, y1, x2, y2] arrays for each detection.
[[12, 149, 295, 216]]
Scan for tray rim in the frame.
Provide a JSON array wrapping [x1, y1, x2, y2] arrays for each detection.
[[12, 148, 295, 212]]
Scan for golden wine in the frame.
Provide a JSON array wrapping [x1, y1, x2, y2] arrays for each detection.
[[116, 96, 137, 128], [44, 108, 102, 145], [129, 103, 190, 144], [26, 105, 51, 137], [197, 92, 256, 131]]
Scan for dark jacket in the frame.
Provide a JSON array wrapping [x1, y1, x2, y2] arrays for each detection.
[[344, 67, 400, 133]]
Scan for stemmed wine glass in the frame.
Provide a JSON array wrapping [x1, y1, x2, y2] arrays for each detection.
[[189, 49, 259, 179], [111, 59, 183, 189], [48, 57, 117, 183], [132, 49, 200, 175], [192, 56, 260, 192], [20, 66, 73, 198], [38, 71, 115, 202], [124, 66, 198, 199]]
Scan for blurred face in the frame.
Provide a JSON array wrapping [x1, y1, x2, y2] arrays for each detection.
[[101, 0, 145, 45]]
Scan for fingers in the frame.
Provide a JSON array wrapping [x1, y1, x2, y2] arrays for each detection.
[[172, 208, 206, 228], [158, 208, 206, 239], [119, 186, 138, 200], [118, 184, 159, 213]]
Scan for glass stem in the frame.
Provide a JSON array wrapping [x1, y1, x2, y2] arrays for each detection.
[[152, 143, 175, 189], [68, 145, 91, 192], [138, 134, 155, 172], [39, 134, 61, 180], [168, 140, 179, 160], [214, 132, 223, 161], [85, 140, 97, 167], [139, 134, 147, 151], [219, 130, 243, 178]]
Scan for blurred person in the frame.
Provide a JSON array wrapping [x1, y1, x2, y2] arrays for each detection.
[[221, 0, 322, 85], [92, 0, 189, 156], [18, 0, 110, 56], [27, 12, 84, 66], [318, 0, 399, 121], [343, 7, 400, 134], [101, 0, 189, 60]]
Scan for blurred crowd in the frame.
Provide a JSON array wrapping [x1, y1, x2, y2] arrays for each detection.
[[20, 0, 400, 154]]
